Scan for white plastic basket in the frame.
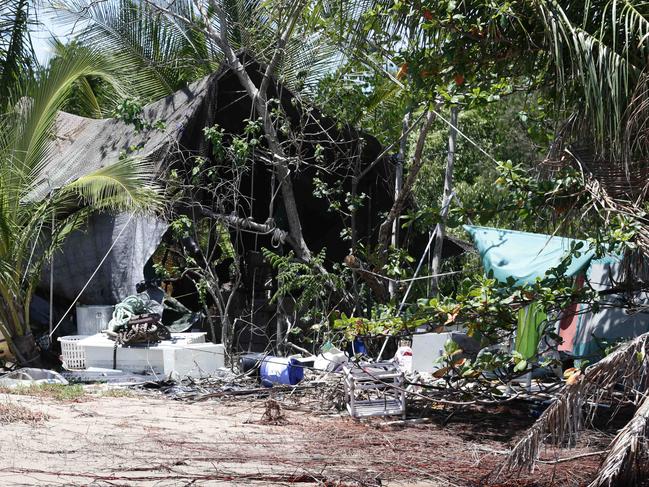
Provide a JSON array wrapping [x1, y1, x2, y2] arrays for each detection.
[[58, 335, 89, 370]]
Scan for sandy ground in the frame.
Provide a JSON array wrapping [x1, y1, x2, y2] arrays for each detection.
[[0, 391, 606, 486]]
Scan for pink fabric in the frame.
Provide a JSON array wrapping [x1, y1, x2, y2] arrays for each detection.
[[558, 274, 584, 352]]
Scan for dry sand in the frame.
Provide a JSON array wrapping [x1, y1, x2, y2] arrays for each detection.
[[0, 391, 604, 486]]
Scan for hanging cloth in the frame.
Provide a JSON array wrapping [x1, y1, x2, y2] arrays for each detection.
[[516, 302, 547, 359], [557, 274, 585, 353]]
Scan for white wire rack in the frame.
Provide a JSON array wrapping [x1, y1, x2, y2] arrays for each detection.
[[343, 362, 406, 419]]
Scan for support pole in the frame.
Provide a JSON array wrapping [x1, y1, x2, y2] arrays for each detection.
[[389, 112, 411, 298], [430, 106, 458, 295], [49, 208, 55, 340]]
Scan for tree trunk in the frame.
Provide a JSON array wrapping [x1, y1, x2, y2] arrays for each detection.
[[12, 333, 42, 367], [377, 110, 437, 263]]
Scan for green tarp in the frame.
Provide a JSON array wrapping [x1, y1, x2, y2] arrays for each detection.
[[463, 225, 595, 286]]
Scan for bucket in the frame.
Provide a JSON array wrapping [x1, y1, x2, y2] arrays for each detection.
[[260, 356, 304, 387], [76, 305, 114, 335]]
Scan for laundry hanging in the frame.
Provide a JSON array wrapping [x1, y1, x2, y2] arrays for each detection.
[[557, 274, 585, 353], [515, 302, 547, 360]]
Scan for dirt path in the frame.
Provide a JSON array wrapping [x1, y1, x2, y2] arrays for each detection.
[[0, 392, 605, 486]]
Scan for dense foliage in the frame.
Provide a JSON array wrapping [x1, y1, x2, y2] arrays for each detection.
[[3, 0, 649, 372]]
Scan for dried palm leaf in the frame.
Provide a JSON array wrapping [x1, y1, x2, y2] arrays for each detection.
[[589, 392, 649, 487], [504, 332, 649, 472]]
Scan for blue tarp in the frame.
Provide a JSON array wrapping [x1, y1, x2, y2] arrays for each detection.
[[464, 225, 595, 286]]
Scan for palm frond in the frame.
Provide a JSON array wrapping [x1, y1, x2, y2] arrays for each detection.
[[54, 0, 218, 98], [6, 48, 127, 183], [58, 156, 163, 214], [535, 0, 649, 157], [0, 0, 36, 107], [504, 332, 649, 471], [589, 392, 649, 487]]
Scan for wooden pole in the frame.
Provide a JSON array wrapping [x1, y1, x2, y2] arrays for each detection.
[[49, 208, 54, 338], [430, 106, 458, 295], [389, 111, 411, 298]]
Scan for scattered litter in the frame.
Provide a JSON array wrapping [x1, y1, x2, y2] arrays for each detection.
[[238, 352, 265, 375], [393, 346, 413, 372], [61, 368, 151, 384], [314, 347, 348, 372], [0, 368, 68, 388]]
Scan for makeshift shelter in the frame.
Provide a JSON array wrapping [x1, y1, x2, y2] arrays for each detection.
[[465, 225, 649, 361], [33, 57, 415, 354], [41, 72, 219, 304]]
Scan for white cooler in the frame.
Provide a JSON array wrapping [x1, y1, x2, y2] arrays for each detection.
[[77, 333, 225, 378]]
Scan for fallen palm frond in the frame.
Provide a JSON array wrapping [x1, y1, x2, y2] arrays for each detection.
[[588, 392, 649, 487], [504, 332, 649, 472]]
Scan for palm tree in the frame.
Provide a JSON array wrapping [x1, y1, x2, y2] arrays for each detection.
[[55, 0, 342, 100], [0, 0, 36, 106], [0, 45, 161, 365]]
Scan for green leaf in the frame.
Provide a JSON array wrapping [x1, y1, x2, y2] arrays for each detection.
[[513, 359, 528, 373]]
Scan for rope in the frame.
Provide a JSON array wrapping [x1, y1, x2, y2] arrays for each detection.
[[107, 294, 159, 332], [112, 322, 170, 345], [271, 227, 285, 248], [357, 266, 474, 284], [429, 106, 500, 165]]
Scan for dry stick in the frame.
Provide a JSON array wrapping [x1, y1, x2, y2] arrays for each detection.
[[503, 332, 649, 474], [0, 468, 342, 484], [473, 446, 608, 464], [351, 362, 522, 407], [538, 450, 609, 465], [193, 206, 288, 240]]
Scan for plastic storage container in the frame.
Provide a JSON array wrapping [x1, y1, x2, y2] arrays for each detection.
[[58, 335, 90, 369], [76, 305, 114, 335], [260, 356, 304, 387]]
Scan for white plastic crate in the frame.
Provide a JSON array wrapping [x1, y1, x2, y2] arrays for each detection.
[[58, 335, 90, 370]]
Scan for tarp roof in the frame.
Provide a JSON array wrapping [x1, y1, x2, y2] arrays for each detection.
[[31, 72, 218, 202], [464, 225, 595, 286]]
